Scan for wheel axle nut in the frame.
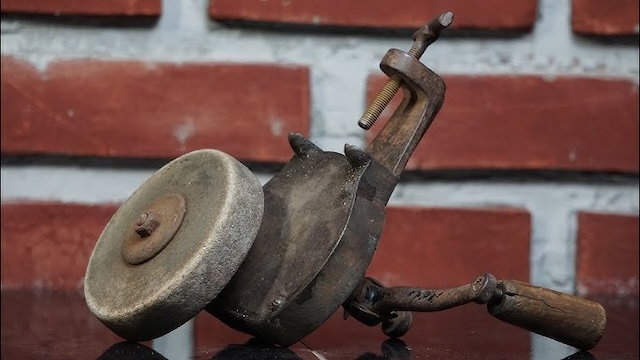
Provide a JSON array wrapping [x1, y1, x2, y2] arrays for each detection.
[[134, 212, 160, 238]]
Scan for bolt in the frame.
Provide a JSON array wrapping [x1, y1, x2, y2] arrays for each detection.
[[472, 273, 498, 305], [136, 212, 149, 227], [382, 310, 413, 338], [134, 211, 160, 238], [268, 295, 286, 313], [358, 12, 454, 130]]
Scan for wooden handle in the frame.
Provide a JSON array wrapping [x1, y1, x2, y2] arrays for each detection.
[[487, 280, 606, 350]]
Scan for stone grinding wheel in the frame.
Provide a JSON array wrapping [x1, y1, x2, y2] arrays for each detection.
[[84, 149, 264, 341]]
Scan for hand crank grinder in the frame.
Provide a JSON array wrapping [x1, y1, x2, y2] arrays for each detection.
[[85, 12, 607, 351]]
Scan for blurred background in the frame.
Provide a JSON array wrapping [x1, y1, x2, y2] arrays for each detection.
[[1, 0, 638, 359]]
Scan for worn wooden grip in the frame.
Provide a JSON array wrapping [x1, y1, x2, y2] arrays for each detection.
[[487, 280, 606, 350]]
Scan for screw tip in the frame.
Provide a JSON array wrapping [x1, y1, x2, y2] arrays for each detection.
[[439, 12, 454, 28], [358, 118, 374, 130]]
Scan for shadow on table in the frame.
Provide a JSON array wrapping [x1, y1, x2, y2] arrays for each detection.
[[97, 338, 413, 359], [1, 290, 633, 359], [98, 342, 167, 360], [207, 338, 302, 359], [97, 338, 595, 360], [354, 338, 411, 360], [561, 351, 597, 360]]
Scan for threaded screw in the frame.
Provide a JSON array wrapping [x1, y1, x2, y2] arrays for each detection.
[[358, 12, 454, 130]]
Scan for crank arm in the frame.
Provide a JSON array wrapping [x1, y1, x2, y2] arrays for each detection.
[[344, 274, 606, 351]]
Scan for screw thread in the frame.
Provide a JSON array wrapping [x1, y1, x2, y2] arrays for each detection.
[[358, 12, 453, 130], [358, 42, 425, 130], [407, 44, 424, 59], [358, 76, 403, 130]]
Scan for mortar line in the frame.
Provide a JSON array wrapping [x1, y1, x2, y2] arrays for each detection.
[[1, 24, 637, 81], [3, 166, 638, 211]]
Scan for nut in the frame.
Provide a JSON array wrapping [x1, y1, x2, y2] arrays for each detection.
[[134, 211, 160, 238]]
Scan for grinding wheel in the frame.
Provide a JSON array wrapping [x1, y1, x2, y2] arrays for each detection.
[[84, 149, 264, 341]]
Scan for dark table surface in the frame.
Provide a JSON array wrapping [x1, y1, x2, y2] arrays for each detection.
[[1, 290, 637, 360]]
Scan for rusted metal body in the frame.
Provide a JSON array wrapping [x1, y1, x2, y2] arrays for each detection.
[[208, 134, 397, 345], [84, 11, 608, 352]]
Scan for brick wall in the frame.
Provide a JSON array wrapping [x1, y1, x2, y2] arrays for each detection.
[[1, 0, 638, 358]]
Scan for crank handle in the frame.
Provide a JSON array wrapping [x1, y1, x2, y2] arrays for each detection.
[[344, 274, 606, 351], [486, 279, 606, 351]]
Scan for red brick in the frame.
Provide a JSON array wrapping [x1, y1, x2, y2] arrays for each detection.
[[0, 202, 118, 289], [572, 0, 640, 35], [366, 75, 639, 173], [1, 290, 125, 359], [1, 0, 161, 16], [1, 56, 310, 163], [367, 207, 530, 288], [577, 212, 639, 297], [210, 0, 537, 31]]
